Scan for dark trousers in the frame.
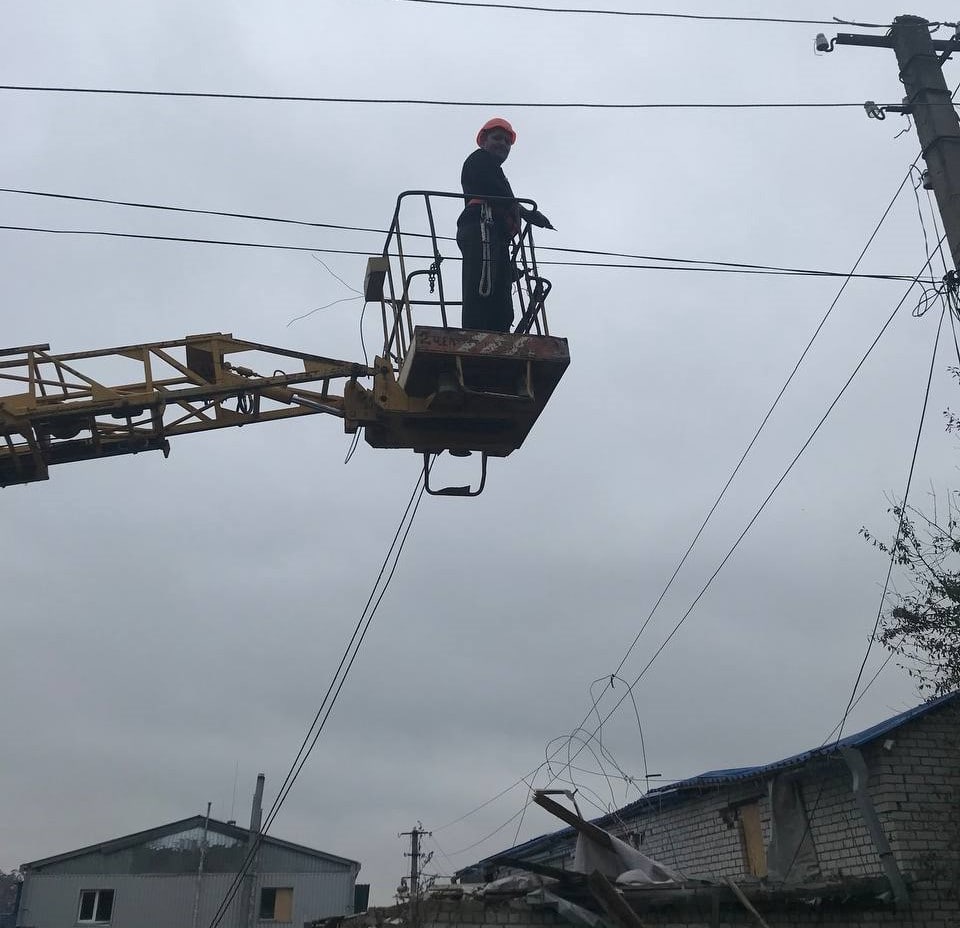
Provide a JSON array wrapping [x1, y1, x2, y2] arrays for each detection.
[[457, 208, 514, 332]]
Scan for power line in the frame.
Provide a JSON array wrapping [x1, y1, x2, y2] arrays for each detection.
[[443, 234, 947, 860], [0, 224, 379, 256], [780, 301, 948, 886], [835, 302, 946, 743], [0, 223, 934, 284], [603, 161, 922, 694], [0, 186, 385, 236], [205, 464, 431, 928], [0, 185, 937, 282], [0, 84, 928, 109], [554, 234, 948, 804], [393, 1, 907, 28]]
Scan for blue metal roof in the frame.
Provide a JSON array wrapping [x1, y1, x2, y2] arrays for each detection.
[[641, 689, 959, 797], [468, 690, 959, 869]]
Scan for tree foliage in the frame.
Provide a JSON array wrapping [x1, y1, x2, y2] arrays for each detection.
[[862, 494, 960, 697]]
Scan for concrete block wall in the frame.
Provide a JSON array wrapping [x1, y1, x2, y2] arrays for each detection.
[[531, 700, 960, 891], [612, 780, 773, 880], [860, 700, 960, 882]]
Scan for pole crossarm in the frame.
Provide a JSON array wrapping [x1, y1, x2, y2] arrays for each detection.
[[0, 332, 371, 486], [834, 32, 960, 51], [834, 15, 960, 272]]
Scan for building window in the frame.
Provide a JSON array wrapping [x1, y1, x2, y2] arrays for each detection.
[[78, 889, 114, 923], [259, 887, 293, 922]]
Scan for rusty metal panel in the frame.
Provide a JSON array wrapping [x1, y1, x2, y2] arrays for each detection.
[[407, 326, 569, 362]]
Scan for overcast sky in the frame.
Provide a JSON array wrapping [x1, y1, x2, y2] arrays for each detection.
[[3, 0, 959, 907]]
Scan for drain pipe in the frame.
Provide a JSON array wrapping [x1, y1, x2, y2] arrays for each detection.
[[840, 747, 909, 906]]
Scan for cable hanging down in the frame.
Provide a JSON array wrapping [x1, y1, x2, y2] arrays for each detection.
[[204, 464, 432, 928]]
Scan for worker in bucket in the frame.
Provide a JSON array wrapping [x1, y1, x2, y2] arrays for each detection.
[[457, 118, 554, 332]]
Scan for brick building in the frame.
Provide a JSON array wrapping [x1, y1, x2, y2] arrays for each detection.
[[440, 691, 960, 926]]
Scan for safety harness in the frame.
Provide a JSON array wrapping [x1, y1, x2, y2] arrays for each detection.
[[478, 202, 495, 298]]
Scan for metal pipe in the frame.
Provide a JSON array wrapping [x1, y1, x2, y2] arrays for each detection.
[[191, 802, 211, 928]]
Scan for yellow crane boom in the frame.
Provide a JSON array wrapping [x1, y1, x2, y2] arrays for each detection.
[[0, 333, 368, 487]]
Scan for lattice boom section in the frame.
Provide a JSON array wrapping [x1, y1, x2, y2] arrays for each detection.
[[0, 334, 369, 486]]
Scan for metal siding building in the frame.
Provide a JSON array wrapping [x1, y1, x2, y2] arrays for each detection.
[[17, 817, 360, 928]]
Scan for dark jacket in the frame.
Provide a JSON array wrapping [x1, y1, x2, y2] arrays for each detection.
[[460, 148, 518, 230]]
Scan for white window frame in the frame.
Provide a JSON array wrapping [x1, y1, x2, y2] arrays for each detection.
[[77, 888, 114, 924]]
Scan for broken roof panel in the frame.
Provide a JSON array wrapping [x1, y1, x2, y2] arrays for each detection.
[[466, 690, 960, 871]]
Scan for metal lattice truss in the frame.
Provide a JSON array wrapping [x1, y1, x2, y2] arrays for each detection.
[[0, 333, 370, 486]]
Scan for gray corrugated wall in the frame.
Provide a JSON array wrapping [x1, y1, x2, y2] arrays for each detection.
[[259, 845, 356, 874], [18, 867, 358, 928]]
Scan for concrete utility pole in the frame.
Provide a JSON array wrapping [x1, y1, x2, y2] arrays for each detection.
[[239, 774, 265, 928], [400, 823, 431, 927], [832, 16, 960, 269]]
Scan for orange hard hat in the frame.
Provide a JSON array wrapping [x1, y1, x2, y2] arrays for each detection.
[[477, 117, 516, 146]]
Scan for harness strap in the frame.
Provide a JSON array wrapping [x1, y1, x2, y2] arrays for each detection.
[[478, 202, 494, 298]]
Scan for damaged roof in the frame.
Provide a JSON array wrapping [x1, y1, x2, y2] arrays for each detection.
[[467, 689, 960, 871]]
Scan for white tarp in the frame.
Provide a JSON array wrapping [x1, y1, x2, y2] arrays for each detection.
[[571, 832, 681, 886]]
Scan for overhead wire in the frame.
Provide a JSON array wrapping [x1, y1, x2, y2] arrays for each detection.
[[0, 186, 387, 235], [598, 160, 924, 691], [0, 84, 938, 110], [587, 674, 649, 789], [0, 186, 938, 283], [205, 463, 432, 928], [827, 149, 958, 743], [392, 1, 913, 28], [780, 295, 948, 886], [835, 303, 945, 744], [0, 222, 936, 284]]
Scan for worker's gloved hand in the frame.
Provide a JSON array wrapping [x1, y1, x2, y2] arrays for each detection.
[[523, 209, 555, 230]]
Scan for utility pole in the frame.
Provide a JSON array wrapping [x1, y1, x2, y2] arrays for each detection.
[[239, 774, 265, 928], [829, 16, 960, 269], [400, 823, 431, 927]]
